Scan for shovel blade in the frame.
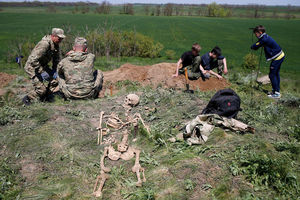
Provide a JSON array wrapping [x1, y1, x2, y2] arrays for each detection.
[[184, 84, 194, 93]]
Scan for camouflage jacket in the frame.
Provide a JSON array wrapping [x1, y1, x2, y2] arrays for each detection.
[[57, 51, 96, 97], [24, 35, 60, 79]]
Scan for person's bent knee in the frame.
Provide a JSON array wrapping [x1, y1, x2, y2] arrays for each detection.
[[194, 56, 201, 63], [94, 70, 104, 89], [32, 77, 47, 97]]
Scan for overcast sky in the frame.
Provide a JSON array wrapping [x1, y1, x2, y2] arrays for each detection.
[[2, 0, 300, 6]]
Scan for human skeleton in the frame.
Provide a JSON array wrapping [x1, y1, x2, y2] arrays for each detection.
[[93, 94, 149, 197]]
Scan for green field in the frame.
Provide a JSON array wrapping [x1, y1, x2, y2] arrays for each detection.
[[0, 7, 300, 200], [0, 12, 300, 73]]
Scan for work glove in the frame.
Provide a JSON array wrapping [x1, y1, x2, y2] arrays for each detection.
[[40, 71, 58, 81], [53, 72, 58, 79], [41, 72, 50, 81]]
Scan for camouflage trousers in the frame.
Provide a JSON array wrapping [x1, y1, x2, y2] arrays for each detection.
[[28, 75, 58, 101], [209, 59, 224, 75], [179, 56, 202, 80], [59, 70, 103, 99]]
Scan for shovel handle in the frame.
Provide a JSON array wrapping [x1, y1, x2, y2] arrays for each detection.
[[184, 68, 188, 81]]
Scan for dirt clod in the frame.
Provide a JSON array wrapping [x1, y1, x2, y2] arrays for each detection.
[[0, 72, 16, 88], [0, 72, 16, 96]]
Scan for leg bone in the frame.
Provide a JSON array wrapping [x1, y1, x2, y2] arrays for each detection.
[[93, 171, 109, 197], [100, 147, 111, 173]]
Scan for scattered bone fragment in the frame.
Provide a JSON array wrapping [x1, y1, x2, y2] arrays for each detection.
[[97, 111, 105, 145]]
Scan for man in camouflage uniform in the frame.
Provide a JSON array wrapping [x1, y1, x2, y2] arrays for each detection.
[[57, 37, 103, 99], [23, 28, 65, 105]]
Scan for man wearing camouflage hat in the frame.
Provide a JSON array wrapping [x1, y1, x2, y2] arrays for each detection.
[[57, 37, 103, 99], [23, 28, 66, 105]]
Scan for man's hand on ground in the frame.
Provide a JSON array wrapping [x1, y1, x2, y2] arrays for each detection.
[[172, 73, 179, 78], [224, 69, 228, 75], [217, 75, 223, 80]]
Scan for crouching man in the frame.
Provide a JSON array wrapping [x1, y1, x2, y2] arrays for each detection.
[[23, 28, 65, 105], [172, 43, 202, 79], [57, 37, 103, 99], [200, 46, 228, 80]]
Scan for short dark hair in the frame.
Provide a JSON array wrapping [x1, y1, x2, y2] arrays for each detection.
[[253, 25, 266, 33], [211, 46, 222, 57]]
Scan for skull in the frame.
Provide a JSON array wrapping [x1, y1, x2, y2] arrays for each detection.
[[124, 94, 139, 107]]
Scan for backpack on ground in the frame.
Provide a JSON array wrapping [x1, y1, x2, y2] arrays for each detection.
[[201, 89, 242, 119]]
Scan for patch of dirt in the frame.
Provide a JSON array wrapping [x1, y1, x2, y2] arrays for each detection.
[[156, 187, 179, 199], [0, 145, 7, 156], [171, 157, 223, 200], [0, 72, 16, 96], [101, 63, 230, 95], [90, 117, 100, 130], [152, 166, 172, 177], [49, 106, 69, 124], [20, 158, 43, 182], [0, 72, 16, 88]]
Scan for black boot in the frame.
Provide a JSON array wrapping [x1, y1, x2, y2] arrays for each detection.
[[22, 95, 31, 106], [53, 91, 67, 101]]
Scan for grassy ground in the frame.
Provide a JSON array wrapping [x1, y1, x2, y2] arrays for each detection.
[[0, 7, 300, 200], [0, 58, 300, 199]]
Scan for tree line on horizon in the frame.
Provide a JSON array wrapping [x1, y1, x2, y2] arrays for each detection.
[[0, 1, 299, 19]]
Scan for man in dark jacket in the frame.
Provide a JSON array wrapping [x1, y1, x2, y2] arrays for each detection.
[[251, 25, 285, 99], [172, 43, 202, 79], [199, 46, 228, 80]]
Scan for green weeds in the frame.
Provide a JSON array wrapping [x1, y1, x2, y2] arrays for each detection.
[[0, 159, 22, 199], [0, 65, 299, 199], [230, 144, 299, 199], [0, 105, 23, 125]]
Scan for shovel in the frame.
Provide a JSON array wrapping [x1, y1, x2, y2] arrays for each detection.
[[184, 68, 194, 93]]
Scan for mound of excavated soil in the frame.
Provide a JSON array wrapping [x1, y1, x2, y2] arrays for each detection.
[[0, 72, 16, 96], [102, 63, 229, 93], [0, 72, 16, 88]]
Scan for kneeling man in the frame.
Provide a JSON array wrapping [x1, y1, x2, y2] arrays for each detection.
[[173, 43, 202, 79], [57, 37, 103, 99]]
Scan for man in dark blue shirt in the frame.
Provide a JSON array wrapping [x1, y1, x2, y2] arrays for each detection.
[[251, 25, 285, 99], [173, 43, 202, 79], [199, 46, 228, 80]]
